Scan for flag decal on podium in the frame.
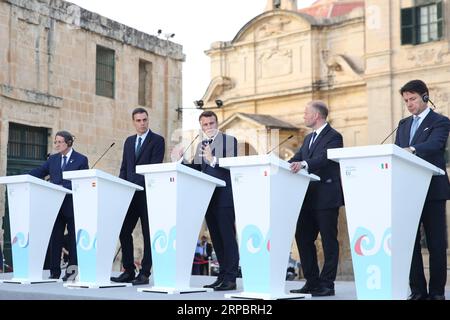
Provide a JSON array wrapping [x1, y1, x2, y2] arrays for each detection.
[[170, 177, 175, 182], [381, 163, 389, 170]]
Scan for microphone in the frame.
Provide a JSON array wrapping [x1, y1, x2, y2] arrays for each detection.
[[178, 134, 199, 162], [266, 135, 294, 154], [380, 119, 407, 144], [91, 142, 115, 169], [429, 99, 437, 110]]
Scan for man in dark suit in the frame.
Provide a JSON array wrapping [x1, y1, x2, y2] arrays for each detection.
[[289, 101, 344, 297], [394, 80, 450, 300], [181, 111, 239, 291], [111, 107, 165, 286], [29, 130, 89, 280]]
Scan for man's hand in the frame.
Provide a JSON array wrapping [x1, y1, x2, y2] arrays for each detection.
[[170, 145, 184, 162], [290, 162, 303, 173], [200, 144, 214, 163], [403, 147, 413, 154]]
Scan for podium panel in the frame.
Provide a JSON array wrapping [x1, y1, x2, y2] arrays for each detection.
[[136, 162, 225, 294], [328, 144, 444, 299], [220, 154, 319, 300], [62, 169, 142, 288], [0, 175, 70, 284]]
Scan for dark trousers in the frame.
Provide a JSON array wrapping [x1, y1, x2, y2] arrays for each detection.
[[205, 205, 239, 283], [48, 196, 77, 276], [410, 200, 447, 296], [0, 244, 3, 270], [296, 207, 339, 289], [119, 191, 152, 276]]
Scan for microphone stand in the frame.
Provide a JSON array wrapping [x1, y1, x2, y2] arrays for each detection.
[[91, 142, 115, 169], [266, 135, 294, 154], [178, 134, 199, 162]]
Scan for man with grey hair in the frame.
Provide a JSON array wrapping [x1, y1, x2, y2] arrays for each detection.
[[30, 130, 89, 281], [289, 101, 344, 297]]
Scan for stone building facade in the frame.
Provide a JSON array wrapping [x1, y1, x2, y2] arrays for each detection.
[[199, 0, 450, 279], [0, 0, 184, 269]]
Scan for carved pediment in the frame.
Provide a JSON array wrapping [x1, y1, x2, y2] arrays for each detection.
[[257, 17, 292, 38], [257, 48, 293, 79], [326, 54, 364, 83], [201, 76, 233, 104]]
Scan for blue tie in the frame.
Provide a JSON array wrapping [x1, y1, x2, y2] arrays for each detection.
[[135, 137, 142, 157], [409, 116, 420, 144], [61, 155, 67, 171], [309, 132, 317, 149]]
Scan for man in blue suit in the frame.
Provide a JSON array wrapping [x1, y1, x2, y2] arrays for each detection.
[[29, 131, 89, 280], [395, 79, 450, 300], [180, 110, 239, 291], [111, 107, 165, 286], [289, 101, 344, 297]]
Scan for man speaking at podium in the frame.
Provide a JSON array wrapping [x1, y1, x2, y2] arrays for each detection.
[[395, 80, 450, 300], [29, 131, 89, 281], [288, 101, 344, 297], [181, 111, 239, 291]]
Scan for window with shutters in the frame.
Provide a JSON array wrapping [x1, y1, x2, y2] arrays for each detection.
[[96, 45, 115, 98], [138, 59, 153, 107], [7, 123, 48, 162], [401, 1, 443, 45]]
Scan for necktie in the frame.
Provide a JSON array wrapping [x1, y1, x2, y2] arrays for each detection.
[[61, 155, 67, 171], [135, 137, 142, 157], [309, 132, 317, 149], [409, 116, 420, 144]]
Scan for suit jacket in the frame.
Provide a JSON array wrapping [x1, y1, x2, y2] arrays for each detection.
[[119, 130, 165, 188], [290, 124, 344, 210], [394, 109, 450, 201], [29, 150, 88, 217], [187, 132, 237, 208], [29, 150, 89, 190]]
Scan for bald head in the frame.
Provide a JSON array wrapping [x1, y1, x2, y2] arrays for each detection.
[[304, 100, 328, 129]]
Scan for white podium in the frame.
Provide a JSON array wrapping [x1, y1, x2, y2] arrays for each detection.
[[0, 174, 71, 284], [328, 144, 445, 300], [135, 162, 225, 294], [219, 154, 320, 300], [62, 169, 142, 288]]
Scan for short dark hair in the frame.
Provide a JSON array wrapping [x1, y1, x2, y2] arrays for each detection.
[[132, 107, 148, 120], [55, 130, 74, 147], [400, 79, 429, 96], [198, 110, 218, 122], [309, 100, 329, 119]]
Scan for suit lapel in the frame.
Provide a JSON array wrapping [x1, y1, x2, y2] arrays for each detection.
[[135, 131, 152, 163], [65, 151, 77, 171], [402, 116, 414, 145], [308, 124, 330, 156], [411, 111, 434, 145], [209, 133, 222, 157]]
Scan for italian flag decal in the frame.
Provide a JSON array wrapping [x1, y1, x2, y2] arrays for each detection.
[[381, 163, 389, 170]]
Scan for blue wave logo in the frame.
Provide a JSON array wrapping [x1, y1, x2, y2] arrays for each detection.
[[76, 229, 97, 283], [11, 232, 29, 278], [240, 225, 270, 293], [351, 227, 392, 299], [152, 227, 176, 287]]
